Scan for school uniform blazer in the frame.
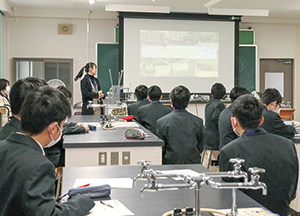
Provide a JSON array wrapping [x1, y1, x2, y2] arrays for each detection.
[[219, 128, 298, 216], [204, 98, 225, 150], [0, 116, 21, 141], [218, 105, 238, 149], [0, 132, 94, 216], [81, 74, 101, 115], [261, 105, 295, 139], [127, 99, 150, 118], [156, 109, 204, 164], [45, 122, 86, 167], [136, 102, 172, 135]]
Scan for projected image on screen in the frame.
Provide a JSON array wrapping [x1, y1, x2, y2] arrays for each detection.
[[140, 30, 219, 78]]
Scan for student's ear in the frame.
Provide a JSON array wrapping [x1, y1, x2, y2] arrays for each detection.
[[231, 117, 239, 128], [160, 95, 163, 100], [48, 122, 58, 134], [259, 116, 264, 126]]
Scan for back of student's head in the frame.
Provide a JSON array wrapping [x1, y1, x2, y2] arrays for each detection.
[[21, 86, 71, 136], [148, 85, 162, 101], [0, 79, 9, 91], [229, 86, 249, 102], [211, 83, 226, 99], [232, 94, 262, 130], [170, 85, 190, 110], [74, 62, 97, 81], [57, 85, 72, 100], [10, 77, 48, 116], [135, 85, 148, 100], [261, 88, 282, 106]]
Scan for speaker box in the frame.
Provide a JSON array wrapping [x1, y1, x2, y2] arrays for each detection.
[[58, 24, 73, 35]]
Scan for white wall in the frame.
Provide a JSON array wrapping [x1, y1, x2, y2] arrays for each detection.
[[4, 8, 118, 105]]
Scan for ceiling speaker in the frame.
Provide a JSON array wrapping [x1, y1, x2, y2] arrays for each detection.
[[58, 24, 73, 35]]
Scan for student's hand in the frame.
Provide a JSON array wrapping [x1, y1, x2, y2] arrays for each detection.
[[83, 125, 90, 133], [98, 90, 105, 98]]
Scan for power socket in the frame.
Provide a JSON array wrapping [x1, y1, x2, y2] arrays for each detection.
[[111, 152, 119, 165], [122, 151, 130, 165], [99, 152, 107, 165]]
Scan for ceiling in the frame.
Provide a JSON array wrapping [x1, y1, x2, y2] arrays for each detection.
[[4, 0, 300, 19]]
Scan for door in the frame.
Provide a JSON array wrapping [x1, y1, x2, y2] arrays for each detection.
[[260, 59, 293, 107]]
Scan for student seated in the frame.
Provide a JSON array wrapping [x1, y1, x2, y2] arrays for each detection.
[[261, 88, 296, 139], [0, 77, 48, 141], [127, 84, 150, 118], [0, 86, 94, 215], [204, 83, 226, 150], [136, 85, 172, 134], [156, 85, 204, 164], [218, 86, 249, 149], [219, 94, 298, 216], [45, 85, 90, 167]]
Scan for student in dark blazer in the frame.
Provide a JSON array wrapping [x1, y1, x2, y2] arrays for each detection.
[[218, 86, 249, 149], [45, 86, 90, 167], [219, 95, 298, 216], [74, 62, 105, 115], [136, 85, 172, 135], [0, 77, 48, 141], [260, 88, 295, 139], [127, 84, 150, 118], [0, 87, 94, 215], [157, 85, 204, 164], [204, 83, 226, 150]]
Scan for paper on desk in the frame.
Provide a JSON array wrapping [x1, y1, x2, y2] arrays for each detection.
[[88, 200, 134, 216], [111, 121, 139, 127], [211, 207, 278, 216], [77, 122, 101, 127], [159, 169, 201, 180], [73, 178, 133, 188]]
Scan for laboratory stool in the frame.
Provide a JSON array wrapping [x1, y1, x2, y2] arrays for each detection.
[[201, 149, 219, 171], [55, 166, 63, 200]]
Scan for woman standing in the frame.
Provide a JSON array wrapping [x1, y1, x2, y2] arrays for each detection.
[[0, 79, 10, 106], [74, 62, 105, 115]]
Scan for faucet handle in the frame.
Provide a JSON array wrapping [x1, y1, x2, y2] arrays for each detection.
[[137, 160, 152, 168], [229, 158, 245, 165], [248, 167, 265, 175]]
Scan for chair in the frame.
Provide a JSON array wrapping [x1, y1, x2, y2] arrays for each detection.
[[201, 149, 219, 171], [0, 106, 10, 129], [55, 166, 63, 200]]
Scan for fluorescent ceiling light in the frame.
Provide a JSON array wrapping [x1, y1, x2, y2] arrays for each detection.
[[204, 0, 222, 8], [105, 4, 170, 13], [208, 8, 269, 17], [89, 0, 95, 4]]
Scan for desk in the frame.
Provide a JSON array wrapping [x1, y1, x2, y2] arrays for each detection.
[[280, 108, 295, 120], [62, 164, 264, 216], [63, 116, 163, 167]]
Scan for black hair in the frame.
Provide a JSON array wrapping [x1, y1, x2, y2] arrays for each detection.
[[135, 85, 148, 100], [229, 86, 250, 102], [232, 94, 263, 129], [211, 83, 226, 99], [261, 88, 282, 106], [0, 79, 9, 91], [21, 86, 71, 136], [10, 77, 48, 115], [148, 85, 162, 101], [170, 85, 190, 109], [57, 85, 72, 99], [74, 62, 97, 81]]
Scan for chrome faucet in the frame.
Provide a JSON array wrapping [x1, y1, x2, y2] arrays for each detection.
[[206, 158, 248, 183], [205, 166, 267, 216]]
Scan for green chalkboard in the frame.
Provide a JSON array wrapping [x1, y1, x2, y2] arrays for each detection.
[[238, 45, 256, 92], [97, 43, 119, 96], [239, 30, 254, 45]]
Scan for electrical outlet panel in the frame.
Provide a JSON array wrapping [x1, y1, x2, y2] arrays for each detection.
[[122, 151, 130, 165], [111, 152, 119, 165], [99, 152, 107, 165]]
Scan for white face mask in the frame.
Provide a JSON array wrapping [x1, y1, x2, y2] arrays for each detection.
[[45, 124, 63, 148], [5, 86, 10, 94]]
